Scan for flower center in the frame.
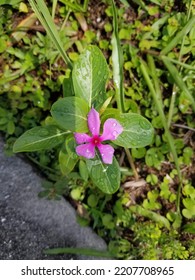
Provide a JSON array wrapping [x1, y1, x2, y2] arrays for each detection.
[[91, 135, 101, 146]]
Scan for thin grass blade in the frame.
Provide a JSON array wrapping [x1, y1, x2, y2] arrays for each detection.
[[161, 16, 195, 55], [110, 0, 125, 113], [162, 57, 195, 112], [28, 0, 72, 68]]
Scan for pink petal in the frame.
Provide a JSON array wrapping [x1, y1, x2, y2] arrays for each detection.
[[76, 143, 95, 159], [98, 144, 114, 164], [87, 108, 100, 136], [74, 133, 91, 144], [101, 118, 123, 141]]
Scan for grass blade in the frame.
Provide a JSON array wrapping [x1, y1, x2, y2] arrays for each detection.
[[28, 0, 72, 68], [161, 15, 195, 55], [162, 57, 195, 112], [110, 0, 125, 113], [160, 56, 195, 71]]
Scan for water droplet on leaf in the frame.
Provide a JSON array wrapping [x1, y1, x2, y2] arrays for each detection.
[[139, 120, 151, 130]]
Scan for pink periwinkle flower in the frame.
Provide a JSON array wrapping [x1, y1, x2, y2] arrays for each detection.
[[74, 108, 123, 164]]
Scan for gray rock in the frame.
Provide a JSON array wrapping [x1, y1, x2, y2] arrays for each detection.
[[0, 137, 107, 259]]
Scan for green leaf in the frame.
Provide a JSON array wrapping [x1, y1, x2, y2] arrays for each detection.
[[130, 205, 170, 229], [111, 0, 125, 112], [79, 160, 89, 181], [63, 76, 74, 97], [0, 0, 21, 5], [72, 45, 109, 109], [59, 150, 78, 176], [0, 38, 7, 53], [162, 58, 195, 112], [161, 16, 195, 55], [13, 126, 67, 152], [51, 97, 89, 132], [86, 156, 120, 194], [114, 113, 154, 148], [183, 222, 195, 234], [65, 135, 78, 160]]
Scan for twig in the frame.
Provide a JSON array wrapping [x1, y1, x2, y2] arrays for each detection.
[[172, 123, 195, 132]]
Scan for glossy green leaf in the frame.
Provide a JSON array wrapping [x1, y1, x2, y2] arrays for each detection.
[[59, 150, 78, 176], [65, 135, 78, 160], [51, 97, 89, 132], [13, 126, 67, 152], [63, 76, 74, 97], [114, 113, 154, 148], [79, 160, 89, 181], [86, 156, 120, 194], [72, 45, 109, 109]]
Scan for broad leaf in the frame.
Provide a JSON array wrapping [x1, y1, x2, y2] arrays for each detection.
[[72, 45, 109, 109], [13, 126, 67, 152], [51, 96, 89, 132], [79, 160, 89, 181], [63, 76, 74, 97], [65, 135, 78, 160], [86, 156, 120, 194], [114, 113, 154, 148], [59, 150, 78, 176]]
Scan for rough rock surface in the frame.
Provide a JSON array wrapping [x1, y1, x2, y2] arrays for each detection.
[[0, 137, 107, 259]]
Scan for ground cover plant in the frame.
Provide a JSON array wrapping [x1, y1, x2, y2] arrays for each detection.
[[0, 0, 195, 259]]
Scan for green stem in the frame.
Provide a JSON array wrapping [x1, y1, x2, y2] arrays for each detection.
[[124, 148, 139, 181], [27, 154, 59, 174]]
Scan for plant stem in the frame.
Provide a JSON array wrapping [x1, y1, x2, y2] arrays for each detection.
[[124, 148, 139, 181]]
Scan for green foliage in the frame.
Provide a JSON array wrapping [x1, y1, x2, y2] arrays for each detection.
[[1, 0, 195, 260], [131, 222, 190, 260], [86, 157, 121, 194], [72, 45, 109, 109], [114, 113, 154, 148], [13, 126, 67, 152], [39, 178, 68, 200], [51, 97, 89, 132], [182, 183, 195, 219]]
